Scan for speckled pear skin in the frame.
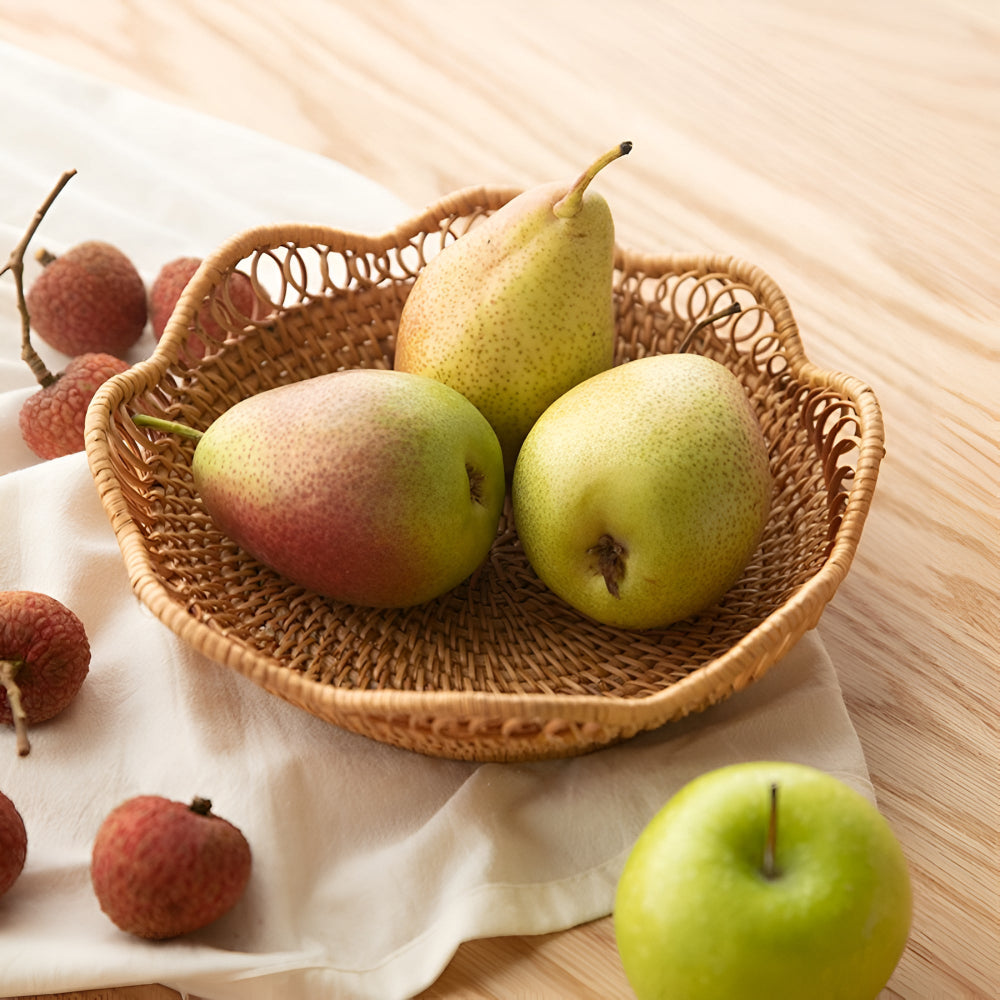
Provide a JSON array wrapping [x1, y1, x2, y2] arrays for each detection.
[[393, 150, 627, 474], [511, 353, 773, 630], [191, 368, 505, 608]]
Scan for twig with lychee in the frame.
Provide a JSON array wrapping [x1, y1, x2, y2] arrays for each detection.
[[1, 169, 133, 459]]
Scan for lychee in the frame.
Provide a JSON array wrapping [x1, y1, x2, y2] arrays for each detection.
[[26, 240, 147, 357], [18, 352, 130, 460], [149, 256, 255, 358], [91, 795, 252, 940], [0, 591, 91, 757], [0, 790, 27, 898]]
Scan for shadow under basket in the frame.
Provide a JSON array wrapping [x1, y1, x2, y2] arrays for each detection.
[[85, 187, 885, 762]]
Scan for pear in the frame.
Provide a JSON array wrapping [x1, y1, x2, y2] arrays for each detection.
[[511, 353, 772, 630], [140, 369, 505, 608], [394, 141, 632, 473]]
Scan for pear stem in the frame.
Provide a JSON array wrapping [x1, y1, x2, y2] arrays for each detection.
[[133, 413, 204, 441], [553, 141, 632, 219], [676, 301, 743, 354], [0, 659, 31, 757], [763, 781, 780, 879]]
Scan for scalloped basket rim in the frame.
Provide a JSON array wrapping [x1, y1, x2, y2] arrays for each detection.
[[84, 189, 885, 759]]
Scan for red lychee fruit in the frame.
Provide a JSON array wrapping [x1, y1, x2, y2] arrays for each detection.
[[91, 795, 252, 940], [0, 790, 27, 898], [26, 240, 147, 357], [18, 352, 130, 460], [0, 591, 91, 757], [149, 256, 255, 358]]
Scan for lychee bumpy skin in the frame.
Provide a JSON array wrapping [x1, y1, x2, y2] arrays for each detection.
[[90, 795, 252, 940], [0, 790, 27, 897], [19, 352, 129, 459], [0, 590, 91, 756], [26, 240, 147, 356]]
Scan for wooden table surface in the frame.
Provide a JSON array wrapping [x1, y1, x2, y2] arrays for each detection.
[[2, 2, 997, 998]]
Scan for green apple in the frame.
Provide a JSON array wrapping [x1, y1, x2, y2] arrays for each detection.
[[511, 352, 772, 630], [614, 761, 912, 1000]]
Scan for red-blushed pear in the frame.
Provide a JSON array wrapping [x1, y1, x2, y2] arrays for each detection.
[[511, 350, 772, 630], [394, 142, 631, 474], [614, 762, 912, 1000], [136, 368, 505, 608]]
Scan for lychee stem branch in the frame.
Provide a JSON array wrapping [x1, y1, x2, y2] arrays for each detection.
[[676, 301, 743, 354], [0, 659, 31, 757], [132, 414, 204, 441], [553, 141, 632, 219], [0, 169, 78, 389]]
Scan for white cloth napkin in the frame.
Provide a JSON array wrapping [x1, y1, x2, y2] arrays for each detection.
[[0, 41, 874, 1000]]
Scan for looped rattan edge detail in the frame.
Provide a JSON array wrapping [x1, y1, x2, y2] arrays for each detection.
[[83, 189, 885, 761]]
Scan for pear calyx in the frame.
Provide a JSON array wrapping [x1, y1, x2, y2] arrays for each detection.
[[587, 533, 627, 598], [553, 141, 632, 220], [467, 464, 487, 506]]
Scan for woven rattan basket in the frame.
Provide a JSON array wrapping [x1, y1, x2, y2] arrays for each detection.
[[85, 187, 884, 762]]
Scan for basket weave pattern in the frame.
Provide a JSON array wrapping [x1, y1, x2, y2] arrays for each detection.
[[85, 188, 884, 761]]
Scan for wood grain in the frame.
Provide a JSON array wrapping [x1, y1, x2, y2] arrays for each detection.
[[0, 1, 997, 998]]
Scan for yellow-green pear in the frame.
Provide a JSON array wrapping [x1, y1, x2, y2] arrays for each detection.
[[394, 142, 632, 473], [511, 353, 773, 630]]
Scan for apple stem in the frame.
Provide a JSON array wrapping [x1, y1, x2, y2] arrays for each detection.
[[190, 797, 214, 816], [0, 659, 31, 757], [763, 781, 779, 879], [676, 301, 742, 354], [553, 141, 632, 219], [133, 413, 204, 441]]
